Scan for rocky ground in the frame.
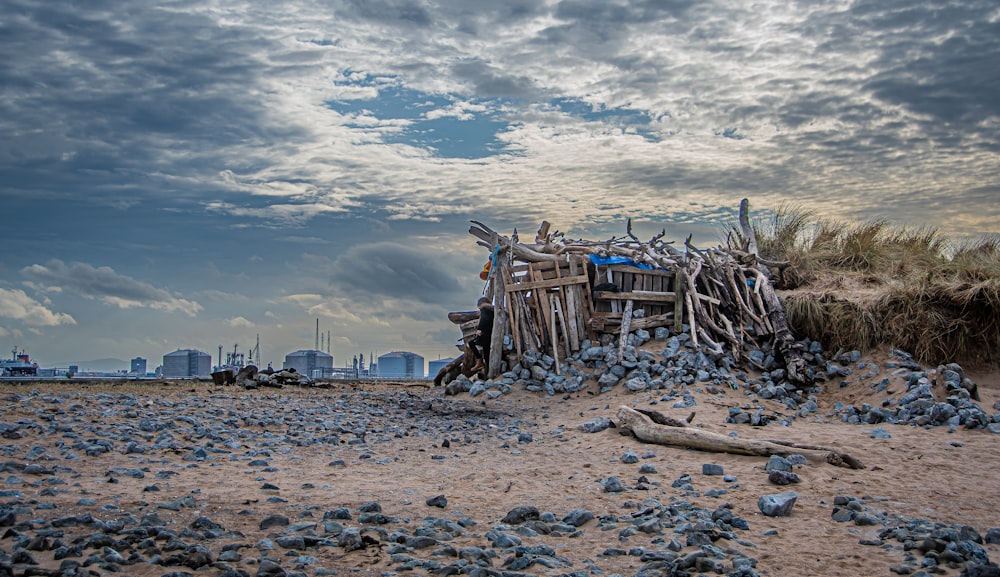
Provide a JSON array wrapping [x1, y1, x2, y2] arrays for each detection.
[[2, 339, 1000, 577]]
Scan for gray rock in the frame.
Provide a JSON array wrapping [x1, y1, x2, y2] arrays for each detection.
[[501, 506, 539, 524], [562, 509, 594, 527], [767, 470, 800, 485], [620, 450, 639, 464], [578, 417, 612, 433], [260, 515, 289, 530], [426, 494, 447, 508], [702, 464, 724, 476], [338, 528, 363, 552], [764, 455, 792, 473], [758, 492, 798, 517], [602, 477, 625, 493]]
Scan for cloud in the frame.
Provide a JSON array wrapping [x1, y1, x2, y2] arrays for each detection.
[[0, 288, 76, 327], [20, 260, 202, 317], [328, 242, 464, 304], [226, 316, 255, 329]]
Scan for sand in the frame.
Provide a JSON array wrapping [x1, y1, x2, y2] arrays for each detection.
[[1, 356, 998, 577]]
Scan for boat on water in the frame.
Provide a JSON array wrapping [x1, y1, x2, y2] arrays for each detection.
[[1, 347, 38, 376]]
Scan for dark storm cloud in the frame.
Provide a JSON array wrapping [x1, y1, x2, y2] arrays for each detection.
[[0, 0, 296, 203], [328, 242, 464, 304], [809, 0, 1000, 137]]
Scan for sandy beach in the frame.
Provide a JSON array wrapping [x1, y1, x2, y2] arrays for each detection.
[[1, 350, 998, 577]]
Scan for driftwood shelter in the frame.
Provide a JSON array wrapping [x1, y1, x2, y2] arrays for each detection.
[[447, 199, 808, 385]]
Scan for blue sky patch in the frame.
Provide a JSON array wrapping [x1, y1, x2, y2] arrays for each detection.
[[551, 98, 662, 142], [327, 75, 512, 159]]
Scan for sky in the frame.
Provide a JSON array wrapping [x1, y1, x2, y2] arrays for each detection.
[[1, 0, 998, 372]]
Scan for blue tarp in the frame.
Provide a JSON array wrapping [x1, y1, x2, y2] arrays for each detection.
[[588, 254, 655, 270]]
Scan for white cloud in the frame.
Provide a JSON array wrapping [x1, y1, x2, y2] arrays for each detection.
[[0, 288, 76, 327], [226, 316, 255, 328]]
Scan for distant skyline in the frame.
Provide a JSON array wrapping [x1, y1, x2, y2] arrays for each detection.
[[1, 0, 997, 368]]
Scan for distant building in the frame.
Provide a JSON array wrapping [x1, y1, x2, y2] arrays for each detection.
[[427, 358, 455, 379], [162, 349, 212, 378], [130, 357, 147, 374], [283, 349, 334, 377], [377, 351, 424, 379]]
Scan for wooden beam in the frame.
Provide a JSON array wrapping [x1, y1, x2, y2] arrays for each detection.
[[505, 275, 589, 293]]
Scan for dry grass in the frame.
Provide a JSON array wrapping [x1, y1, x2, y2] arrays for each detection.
[[737, 205, 1000, 368]]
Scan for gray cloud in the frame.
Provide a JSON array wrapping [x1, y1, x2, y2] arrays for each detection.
[[1, 0, 998, 365], [328, 242, 465, 305], [21, 260, 202, 316]]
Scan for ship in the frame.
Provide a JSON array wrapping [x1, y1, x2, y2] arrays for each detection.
[[1, 347, 38, 376]]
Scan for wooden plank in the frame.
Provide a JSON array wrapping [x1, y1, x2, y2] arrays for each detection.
[[594, 289, 720, 306], [596, 312, 674, 334], [608, 268, 620, 314], [674, 271, 684, 333], [595, 290, 677, 302], [549, 294, 560, 375], [652, 274, 663, 316], [488, 263, 509, 379], [508, 289, 522, 357], [608, 265, 673, 276], [532, 264, 554, 351], [551, 294, 571, 359], [505, 275, 589, 292]]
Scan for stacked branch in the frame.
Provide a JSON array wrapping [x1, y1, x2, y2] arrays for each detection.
[[466, 199, 810, 385]]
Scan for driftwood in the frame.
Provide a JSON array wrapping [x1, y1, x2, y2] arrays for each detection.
[[737, 198, 807, 382], [447, 310, 480, 324], [460, 199, 816, 388], [433, 352, 480, 388], [616, 406, 865, 469]]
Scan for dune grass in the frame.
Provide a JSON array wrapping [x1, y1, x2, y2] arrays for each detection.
[[729, 204, 1000, 368]]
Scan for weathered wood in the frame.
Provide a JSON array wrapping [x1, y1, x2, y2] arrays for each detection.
[[488, 255, 509, 379], [448, 310, 480, 324], [535, 220, 551, 243], [595, 290, 677, 302], [738, 198, 806, 382], [551, 294, 571, 359], [590, 312, 675, 333], [464, 204, 816, 389], [673, 270, 684, 333], [618, 299, 634, 360], [506, 275, 589, 292], [549, 294, 560, 375], [616, 406, 865, 469]]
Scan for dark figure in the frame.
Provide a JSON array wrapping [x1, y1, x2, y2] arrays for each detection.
[[470, 297, 494, 373]]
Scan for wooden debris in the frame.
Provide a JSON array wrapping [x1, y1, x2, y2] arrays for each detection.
[[616, 406, 865, 469], [456, 199, 813, 386]]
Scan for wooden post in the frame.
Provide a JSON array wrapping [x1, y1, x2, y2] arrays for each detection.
[[549, 295, 560, 375], [488, 251, 509, 379], [673, 270, 684, 334], [618, 299, 633, 361], [551, 294, 571, 359]]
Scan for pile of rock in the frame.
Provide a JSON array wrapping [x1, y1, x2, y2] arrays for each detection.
[[451, 321, 1000, 433]]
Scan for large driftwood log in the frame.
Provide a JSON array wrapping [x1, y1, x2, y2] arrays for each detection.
[[737, 198, 808, 382], [616, 406, 865, 469]]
